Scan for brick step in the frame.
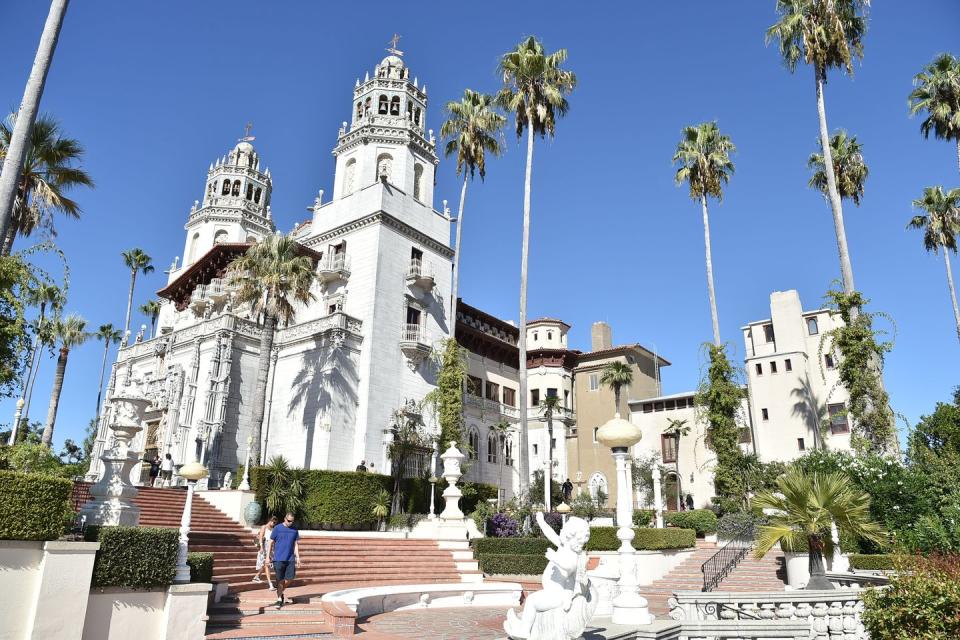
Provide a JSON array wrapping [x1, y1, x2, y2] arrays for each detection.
[[209, 602, 325, 617], [204, 622, 332, 639], [227, 574, 467, 594], [213, 568, 461, 583], [213, 559, 458, 572], [207, 613, 328, 627]]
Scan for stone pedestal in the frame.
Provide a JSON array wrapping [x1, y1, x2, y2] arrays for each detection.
[[611, 449, 652, 626], [439, 441, 465, 520], [80, 396, 150, 527]]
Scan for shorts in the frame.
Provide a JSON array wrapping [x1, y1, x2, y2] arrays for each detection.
[[273, 560, 296, 581]]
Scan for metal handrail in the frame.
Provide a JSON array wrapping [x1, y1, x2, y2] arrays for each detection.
[[401, 323, 425, 343], [701, 525, 756, 592]]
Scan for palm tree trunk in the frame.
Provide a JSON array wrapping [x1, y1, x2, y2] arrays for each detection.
[[41, 346, 68, 447], [248, 313, 277, 466], [517, 126, 534, 495], [700, 195, 722, 346], [0, 0, 70, 244], [498, 449, 504, 507], [122, 270, 136, 341], [450, 175, 469, 326], [943, 250, 960, 344], [1, 226, 16, 257], [96, 338, 110, 416], [815, 69, 856, 297], [150, 314, 157, 339], [17, 305, 46, 435], [805, 533, 835, 590], [614, 386, 622, 414]]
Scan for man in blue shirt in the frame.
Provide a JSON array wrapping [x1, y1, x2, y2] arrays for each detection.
[[266, 512, 300, 608]]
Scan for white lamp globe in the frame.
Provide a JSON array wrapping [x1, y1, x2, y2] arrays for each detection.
[[596, 413, 642, 450], [179, 462, 208, 482]]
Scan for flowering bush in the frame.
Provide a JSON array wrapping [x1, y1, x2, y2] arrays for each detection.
[[489, 512, 519, 537], [862, 554, 960, 639]]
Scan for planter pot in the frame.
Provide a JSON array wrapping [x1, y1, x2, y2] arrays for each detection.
[[784, 552, 810, 589], [243, 501, 262, 527]]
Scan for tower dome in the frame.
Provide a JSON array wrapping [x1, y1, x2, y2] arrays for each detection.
[[381, 54, 404, 68], [234, 140, 254, 154]]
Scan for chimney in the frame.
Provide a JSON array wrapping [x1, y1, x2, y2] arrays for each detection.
[[591, 321, 612, 351]]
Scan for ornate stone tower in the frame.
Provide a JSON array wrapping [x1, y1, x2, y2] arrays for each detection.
[[330, 51, 439, 207], [181, 133, 276, 268]]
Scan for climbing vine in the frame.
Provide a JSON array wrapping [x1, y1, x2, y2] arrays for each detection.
[[821, 288, 896, 454], [425, 338, 467, 450]]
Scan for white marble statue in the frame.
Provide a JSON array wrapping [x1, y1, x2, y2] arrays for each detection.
[[503, 513, 598, 640]]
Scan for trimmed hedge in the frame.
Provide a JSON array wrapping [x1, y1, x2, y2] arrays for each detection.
[[586, 526, 696, 551], [187, 552, 214, 583], [0, 470, 72, 541], [665, 509, 718, 536], [479, 553, 549, 576], [86, 526, 179, 588], [633, 509, 655, 528], [850, 554, 896, 571], [471, 537, 553, 556]]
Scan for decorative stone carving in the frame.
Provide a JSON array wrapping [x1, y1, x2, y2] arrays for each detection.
[[439, 441, 464, 520], [503, 513, 597, 640]]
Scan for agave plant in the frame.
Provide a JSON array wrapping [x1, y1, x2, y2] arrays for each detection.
[[372, 489, 391, 531]]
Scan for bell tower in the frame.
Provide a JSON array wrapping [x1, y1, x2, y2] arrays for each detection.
[[330, 44, 439, 207], [182, 129, 275, 267]]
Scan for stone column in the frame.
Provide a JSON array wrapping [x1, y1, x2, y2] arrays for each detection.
[[652, 465, 664, 528], [611, 448, 652, 626]]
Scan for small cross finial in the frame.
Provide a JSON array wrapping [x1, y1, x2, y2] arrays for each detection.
[[239, 122, 255, 143], [386, 33, 403, 57]]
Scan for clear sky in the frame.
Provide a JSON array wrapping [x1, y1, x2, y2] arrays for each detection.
[[1, 2, 958, 453]]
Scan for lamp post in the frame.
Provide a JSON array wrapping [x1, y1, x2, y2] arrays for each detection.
[[238, 435, 253, 491], [174, 461, 208, 583], [652, 465, 664, 529], [596, 413, 652, 626], [427, 476, 438, 520], [543, 459, 552, 513]]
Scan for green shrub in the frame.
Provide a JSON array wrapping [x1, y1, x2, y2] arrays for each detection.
[[585, 526, 696, 551], [302, 471, 389, 529], [633, 509, 655, 528], [570, 492, 598, 520], [0, 470, 72, 540], [387, 513, 427, 530], [717, 511, 766, 539], [187, 552, 214, 583], [849, 553, 896, 571], [471, 537, 553, 556], [862, 554, 960, 639], [665, 509, 718, 536], [86, 526, 179, 588], [479, 553, 548, 576]]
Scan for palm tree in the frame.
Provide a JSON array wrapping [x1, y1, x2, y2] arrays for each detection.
[[752, 469, 884, 590], [440, 90, 505, 324], [496, 36, 576, 494], [808, 130, 868, 205], [228, 234, 316, 466], [120, 249, 153, 343], [0, 113, 94, 255], [673, 121, 736, 346], [94, 323, 122, 417], [18, 282, 63, 435], [539, 394, 563, 511], [138, 299, 162, 338], [600, 361, 633, 415], [909, 53, 960, 175], [767, 0, 869, 296], [907, 186, 960, 342], [665, 418, 691, 510], [490, 420, 512, 506], [41, 314, 90, 447]]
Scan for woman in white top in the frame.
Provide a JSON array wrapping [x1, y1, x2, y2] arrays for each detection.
[[252, 516, 277, 590], [160, 454, 174, 487]]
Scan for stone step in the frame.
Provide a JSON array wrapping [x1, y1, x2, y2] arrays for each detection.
[[204, 622, 332, 639]]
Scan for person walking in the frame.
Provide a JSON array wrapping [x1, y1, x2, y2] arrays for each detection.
[[561, 478, 573, 503], [160, 453, 173, 487], [355, 460, 367, 472], [147, 455, 160, 487], [267, 512, 300, 609], [252, 515, 277, 590]]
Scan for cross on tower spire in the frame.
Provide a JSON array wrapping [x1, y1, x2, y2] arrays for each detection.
[[386, 33, 403, 57], [240, 122, 255, 142]]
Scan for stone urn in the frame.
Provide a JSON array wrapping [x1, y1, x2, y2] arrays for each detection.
[[439, 441, 465, 520], [244, 501, 263, 527]]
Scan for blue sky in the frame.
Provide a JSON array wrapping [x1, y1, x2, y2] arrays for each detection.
[[1, 2, 958, 452]]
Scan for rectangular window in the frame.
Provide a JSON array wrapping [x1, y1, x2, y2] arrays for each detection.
[[532, 444, 538, 456], [654, 401, 664, 412], [797, 438, 806, 451], [547, 387, 558, 398], [643, 403, 653, 413], [665, 400, 676, 411], [592, 427, 599, 443], [502, 387, 516, 407], [828, 403, 849, 434], [739, 427, 753, 444], [770, 361, 778, 374], [807, 317, 819, 335], [661, 434, 679, 464], [564, 390, 570, 408], [406, 306, 421, 326], [589, 374, 599, 391], [755, 363, 763, 376], [763, 323, 775, 343], [530, 389, 540, 406], [761, 408, 769, 421], [485, 381, 500, 402], [411, 247, 423, 261], [466, 376, 482, 397], [825, 354, 835, 369], [785, 359, 792, 372]]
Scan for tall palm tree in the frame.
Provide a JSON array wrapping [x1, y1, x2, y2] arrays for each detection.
[[139, 299, 162, 338], [496, 36, 576, 494], [808, 130, 868, 205], [440, 90, 505, 325], [600, 361, 633, 415], [907, 186, 960, 342], [665, 418, 691, 510], [539, 394, 563, 511], [490, 419, 512, 506], [673, 122, 736, 345], [94, 323, 122, 417], [909, 53, 960, 175], [753, 469, 884, 590], [228, 234, 316, 466], [18, 282, 63, 433], [0, 113, 94, 255], [41, 314, 90, 447], [767, 0, 869, 296], [120, 249, 153, 342]]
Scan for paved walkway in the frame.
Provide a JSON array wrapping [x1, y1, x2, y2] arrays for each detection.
[[358, 607, 509, 640]]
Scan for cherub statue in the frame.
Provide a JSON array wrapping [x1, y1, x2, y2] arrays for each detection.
[[503, 512, 597, 640]]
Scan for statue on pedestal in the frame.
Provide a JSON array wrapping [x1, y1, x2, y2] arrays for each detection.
[[503, 512, 598, 639]]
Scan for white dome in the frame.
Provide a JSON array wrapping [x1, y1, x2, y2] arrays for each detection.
[[234, 141, 254, 154], [381, 55, 404, 67]]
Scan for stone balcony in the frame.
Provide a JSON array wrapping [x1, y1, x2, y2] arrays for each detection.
[[317, 253, 351, 284], [527, 405, 576, 424], [399, 323, 431, 370], [463, 394, 519, 422], [405, 258, 435, 291]]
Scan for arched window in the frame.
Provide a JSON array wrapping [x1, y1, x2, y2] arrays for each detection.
[[468, 428, 479, 461], [487, 431, 498, 464], [187, 232, 199, 264], [364, 97, 372, 115], [213, 230, 229, 244], [504, 438, 514, 466], [246, 183, 253, 200], [221, 180, 230, 196], [413, 164, 424, 201], [207, 182, 214, 195], [342, 158, 356, 196], [378, 94, 389, 114], [356, 102, 362, 120], [406, 102, 413, 120], [414, 107, 422, 126], [246, 235, 257, 243], [588, 473, 608, 506], [390, 96, 401, 116], [231, 180, 241, 196], [254, 187, 262, 204], [376, 154, 392, 183]]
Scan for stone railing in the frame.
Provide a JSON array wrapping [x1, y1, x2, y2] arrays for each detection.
[[614, 619, 813, 639], [668, 589, 869, 640], [827, 571, 889, 588], [527, 405, 575, 422]]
